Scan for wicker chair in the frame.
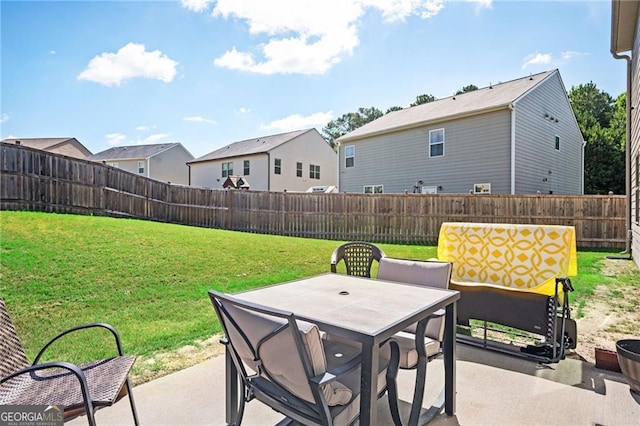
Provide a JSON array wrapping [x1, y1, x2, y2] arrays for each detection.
[[0, 297, 139, 426], [330, 242, 386, 278]]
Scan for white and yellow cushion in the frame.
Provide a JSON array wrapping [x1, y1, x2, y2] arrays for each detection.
[[437, 222, 577, 296]]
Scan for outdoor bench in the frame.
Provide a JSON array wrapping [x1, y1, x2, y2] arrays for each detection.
[[436, 222, 578, 363]]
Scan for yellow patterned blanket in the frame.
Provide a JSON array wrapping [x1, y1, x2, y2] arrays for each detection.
[[437, 222, 577, 297]]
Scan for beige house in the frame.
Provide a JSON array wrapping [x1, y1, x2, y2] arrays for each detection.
[[1, 137, 92, 159], [188, 129, 337, 192], [86, 143, 194, 185], [611, 0, 639, 267]]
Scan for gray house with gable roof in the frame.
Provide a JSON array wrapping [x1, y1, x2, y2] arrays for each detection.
[[87, 143, 194, 185], [337, 69, 585, 195], [188, 128, 337, 192]]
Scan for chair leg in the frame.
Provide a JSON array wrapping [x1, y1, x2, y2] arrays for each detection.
[[386, 340, 403, 426], [235, 380, 247, 426], [408, 354, 428, 426], [124, 378, 140, 426]]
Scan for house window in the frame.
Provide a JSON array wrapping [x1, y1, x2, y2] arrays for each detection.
[[296, 162, 303, 177], [345, 145, 355, 168], [422, 186, 438, 194], [244, 160, 250, 176], [222, 162, 233, 177], [274, 158, 281, 175], [309, 164, 320, 179], [474, 183, 491, 194], [429, 128, 444, 157], [364, 185, 383, 194], [107, 162, 118, 168], [138, 161, 145, 174], [555, 135, 560, 151]]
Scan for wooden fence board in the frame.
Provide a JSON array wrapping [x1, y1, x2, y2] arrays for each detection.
[[0, 143, 627, 248]]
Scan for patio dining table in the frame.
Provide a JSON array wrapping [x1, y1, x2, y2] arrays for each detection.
[[224, 273, 460, 425]]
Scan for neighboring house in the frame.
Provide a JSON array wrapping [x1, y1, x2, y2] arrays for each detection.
[[336, 69, 585, 195], [611, 0, 639, 267], [86, 143, 194, 185], [1, 137, 92, 159], [188, 129, 337, 192]]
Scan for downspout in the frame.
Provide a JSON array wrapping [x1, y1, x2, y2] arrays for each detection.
[[611, 49, 632, 255], [266, 152, 271, 191], [509, 103, 516, 194], [581, 140, 586, 194]]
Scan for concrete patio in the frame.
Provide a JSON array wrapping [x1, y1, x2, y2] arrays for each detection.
[[69, 344, 640, 425]]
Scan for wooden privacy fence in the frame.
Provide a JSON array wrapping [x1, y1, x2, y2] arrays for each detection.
[[0, 143, 626, 248]]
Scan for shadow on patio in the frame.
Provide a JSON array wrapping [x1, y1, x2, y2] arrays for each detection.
[[69, 344, 640, 425]]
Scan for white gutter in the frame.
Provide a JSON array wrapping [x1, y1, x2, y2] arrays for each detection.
[[581, 140, 586, 194], [610, 31, 632, 255], [509, 103, 516, 194]]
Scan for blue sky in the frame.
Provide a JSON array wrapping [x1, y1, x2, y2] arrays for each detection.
[[0, 0, 627, 158]]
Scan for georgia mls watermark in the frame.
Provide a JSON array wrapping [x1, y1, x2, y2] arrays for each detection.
[[0, 405, 63, 426]]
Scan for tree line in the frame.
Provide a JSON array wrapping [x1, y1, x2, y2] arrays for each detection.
[[321, 83, 625, 195]]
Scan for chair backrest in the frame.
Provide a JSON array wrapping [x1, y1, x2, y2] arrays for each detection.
[[330, 242, 386, 278], [377, 258, 452, 341], [209, 291, 352, 409], [0, 297, 30, 379]]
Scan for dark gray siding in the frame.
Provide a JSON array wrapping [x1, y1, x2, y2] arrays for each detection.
[[339, 110, 512, 194], [513, 73, 584, 194]]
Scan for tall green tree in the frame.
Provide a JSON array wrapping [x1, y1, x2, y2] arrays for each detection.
[[569, 82, 614, 131], [455, 84, 478, 95], [410, 94, 436, 106], [322, 106, 383, 148], [569, 83, 624, 194]]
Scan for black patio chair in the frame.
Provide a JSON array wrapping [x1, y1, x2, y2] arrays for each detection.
[[0, 297, 139, 426], [209, 290, 403, 426], [330, 242, 386, 278]]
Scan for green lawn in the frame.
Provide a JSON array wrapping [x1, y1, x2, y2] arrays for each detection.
[[0, 211, 628, 379]]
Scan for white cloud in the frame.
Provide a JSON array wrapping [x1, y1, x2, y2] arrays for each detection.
[[106, 133, 127, 146], [236, 107, 251, 114], [261, 111, 333, 132], [181, 0, 212, 13], [522, 52, 552, 69], [562, 51, 586, 60], [1, 113, 9, 124], [184, 115, 217, 125], [467, 0, 492, 10], [49, 50, 56, 55], [140, 133, 171, 144], [211, 0, 446, 75], [78, 43, 178, 86], [136, 125, 156, 131]]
